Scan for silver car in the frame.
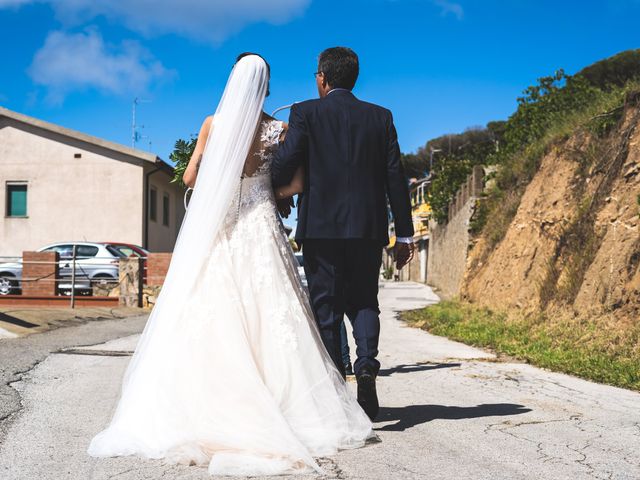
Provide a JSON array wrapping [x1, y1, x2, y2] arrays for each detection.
[[0, 242, 125, 295]]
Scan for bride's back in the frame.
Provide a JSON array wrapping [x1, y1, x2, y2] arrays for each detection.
[[241, 114, 285, 178]]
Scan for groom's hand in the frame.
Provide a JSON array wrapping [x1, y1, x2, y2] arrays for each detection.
[[276, 197, 294, 218], [394, 242, 415, 270]]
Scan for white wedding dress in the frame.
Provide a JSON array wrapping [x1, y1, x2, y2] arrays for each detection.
[[87, 117, 375, 476]]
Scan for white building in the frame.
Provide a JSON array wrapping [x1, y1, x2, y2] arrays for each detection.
[[0, 106, 186, 256]]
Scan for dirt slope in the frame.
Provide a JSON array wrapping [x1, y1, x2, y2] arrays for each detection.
[[462, 100, 640, 319]]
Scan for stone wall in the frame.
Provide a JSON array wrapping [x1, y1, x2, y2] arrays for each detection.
[[118, 257, 143, 307], [426, 165, 484, 299]]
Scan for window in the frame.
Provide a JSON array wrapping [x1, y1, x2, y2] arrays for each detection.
[[6, 182, 27, 217], [75, 245, 99, 259], [162, 193, 170, 226], [42, 244, 74, 259], [105, 245, 129, 258], [110, 245, 136, 257], [149, 187, 157, 221]]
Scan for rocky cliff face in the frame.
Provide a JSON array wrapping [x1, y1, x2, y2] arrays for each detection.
[[462, 95, 640, 320]]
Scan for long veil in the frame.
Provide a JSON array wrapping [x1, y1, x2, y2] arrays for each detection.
[[88, 55, 269, 444], [88, 54, 375, 475]]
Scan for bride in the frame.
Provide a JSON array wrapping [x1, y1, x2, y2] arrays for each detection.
[[87, 53, 374, 476]]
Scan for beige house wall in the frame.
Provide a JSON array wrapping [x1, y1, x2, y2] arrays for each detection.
[[145, 167, 186, 252], [0, 119, 144, 256]]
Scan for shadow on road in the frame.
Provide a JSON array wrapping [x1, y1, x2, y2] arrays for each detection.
[[376, 403, 532, 431], [0, 312, 38, 329], [378, 362, 461, 377]]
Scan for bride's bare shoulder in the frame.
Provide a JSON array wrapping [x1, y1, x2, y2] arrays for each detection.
[[197, 115, 215, 137]]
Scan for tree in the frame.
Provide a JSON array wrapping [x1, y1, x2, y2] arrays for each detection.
[[578, 49, 640, 90], [169, 137, 197, 188]]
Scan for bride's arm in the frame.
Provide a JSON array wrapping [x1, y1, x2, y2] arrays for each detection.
[[183, 115, 214, 188], [275, 166, 304, 199]]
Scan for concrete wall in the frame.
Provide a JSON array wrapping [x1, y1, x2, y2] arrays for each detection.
[[426, 166, 484, 299], [0, 120, 144, 256], [145, 167, 185, 253]]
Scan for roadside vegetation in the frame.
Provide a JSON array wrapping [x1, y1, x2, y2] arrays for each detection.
[[401, 300, 640, 391], [403, 49, 640, 235], [399, 51, 640, 386]]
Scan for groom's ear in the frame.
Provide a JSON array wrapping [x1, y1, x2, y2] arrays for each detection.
[[316, 72, 330, 97]]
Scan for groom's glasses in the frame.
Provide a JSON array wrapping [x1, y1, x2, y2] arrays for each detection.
[[314, 71, 323, 77]]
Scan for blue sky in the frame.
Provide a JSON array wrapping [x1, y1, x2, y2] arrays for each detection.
[[1, 0, 639, 162]]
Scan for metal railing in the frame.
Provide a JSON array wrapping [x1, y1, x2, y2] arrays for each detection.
[[0, 252, 149, 308]]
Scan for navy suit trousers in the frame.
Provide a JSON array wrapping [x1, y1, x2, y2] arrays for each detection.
[[302, 239, 383, 377]]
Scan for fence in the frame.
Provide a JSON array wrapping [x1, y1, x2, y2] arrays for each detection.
[[0, 251, 172, 308], [447, 165, 485, 222]]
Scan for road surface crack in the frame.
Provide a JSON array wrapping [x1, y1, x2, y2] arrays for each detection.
[[0, 358, 45, 449], [54, 349, 133, 357]]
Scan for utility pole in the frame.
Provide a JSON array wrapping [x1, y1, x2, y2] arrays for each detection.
[[132, 97, 151, 149], [429, 148, 442, 176]]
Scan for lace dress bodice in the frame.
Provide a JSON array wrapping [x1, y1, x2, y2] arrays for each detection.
[[242, 118, 285, 178], [223, 118, 285, 230]]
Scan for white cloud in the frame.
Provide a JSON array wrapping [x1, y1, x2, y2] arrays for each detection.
[[0, 0, 33, 7], [27, 28, 175, 105], [2, 0, 311, 44], [433, 0, 464, 20], [3, 0, 310, 102]]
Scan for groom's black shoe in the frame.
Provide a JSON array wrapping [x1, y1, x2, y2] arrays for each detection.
[[356, 367, 379, 421]]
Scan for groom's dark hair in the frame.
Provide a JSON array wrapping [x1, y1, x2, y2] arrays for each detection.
[[318, 47, 359, 90]]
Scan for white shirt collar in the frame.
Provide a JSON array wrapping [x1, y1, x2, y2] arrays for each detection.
[[327, 88, 351, 95]]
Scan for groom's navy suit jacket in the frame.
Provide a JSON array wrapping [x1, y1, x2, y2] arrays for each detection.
[[271, 89, 414, 244]]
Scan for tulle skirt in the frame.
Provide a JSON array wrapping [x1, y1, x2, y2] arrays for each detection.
[[87, 176, 374, 475]]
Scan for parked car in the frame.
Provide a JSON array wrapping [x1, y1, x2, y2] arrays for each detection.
[[0, 256, 21, 295], [294, 252, 307, 287], [100, 242, 149, 283], [0, 242, 126, 296]]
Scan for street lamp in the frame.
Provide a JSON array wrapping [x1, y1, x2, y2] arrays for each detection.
[[429, 148, 442, 176]]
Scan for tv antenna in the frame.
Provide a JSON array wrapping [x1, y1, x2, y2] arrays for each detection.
[[132, 97, 152, 148]]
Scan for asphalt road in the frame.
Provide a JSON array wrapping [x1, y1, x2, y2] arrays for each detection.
[[0, 313, 148, 449], [1, 283, 639, 479]]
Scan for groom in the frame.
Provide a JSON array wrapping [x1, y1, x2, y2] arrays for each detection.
[[271, 47, 414, 421]]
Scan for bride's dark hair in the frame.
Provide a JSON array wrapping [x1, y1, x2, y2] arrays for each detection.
[[235, 52, 270, 73], [235, 52, 271, 97]]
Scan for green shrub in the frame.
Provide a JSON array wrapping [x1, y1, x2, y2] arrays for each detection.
[[403, 49, 640, 235]]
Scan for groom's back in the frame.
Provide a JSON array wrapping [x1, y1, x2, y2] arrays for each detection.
[[290, 90, 401, 243]]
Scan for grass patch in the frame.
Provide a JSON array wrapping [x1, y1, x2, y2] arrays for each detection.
[[402, 300, 640, 391]]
